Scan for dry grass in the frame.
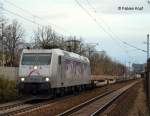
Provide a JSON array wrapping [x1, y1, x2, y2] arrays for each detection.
[[0, 75, 18, 103]]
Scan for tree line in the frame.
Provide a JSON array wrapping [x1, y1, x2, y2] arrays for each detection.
[[0, 18, 126, 76]]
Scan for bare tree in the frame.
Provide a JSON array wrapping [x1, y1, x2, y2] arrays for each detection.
[[33, 26, 62, 49], [90, 51, 126, 76], [3, 20, 24, 66], [32, 24, 127, 76], [0, 19, 3, 65]]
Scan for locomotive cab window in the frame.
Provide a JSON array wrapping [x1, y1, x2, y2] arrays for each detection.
[[22, 53, 52, 65]]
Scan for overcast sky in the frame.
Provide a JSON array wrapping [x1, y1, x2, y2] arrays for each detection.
[[1, 0, 150, 65]]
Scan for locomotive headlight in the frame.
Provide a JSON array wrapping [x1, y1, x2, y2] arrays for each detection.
[[21, 77, 25, 82], [34, 66, 37, 70], [45, 77, 49, 82]]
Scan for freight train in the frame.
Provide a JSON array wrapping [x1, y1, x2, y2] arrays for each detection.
[[17, 49, 93, 96], [17, 49, 136, 97]]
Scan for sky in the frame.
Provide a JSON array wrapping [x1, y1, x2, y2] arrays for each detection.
[[1, 0, 150, 65]]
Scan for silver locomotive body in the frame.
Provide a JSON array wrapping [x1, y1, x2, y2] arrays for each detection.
[[18, 49, 91, 95]]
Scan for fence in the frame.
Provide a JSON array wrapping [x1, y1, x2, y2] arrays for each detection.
[[0, 67, 18, 80]]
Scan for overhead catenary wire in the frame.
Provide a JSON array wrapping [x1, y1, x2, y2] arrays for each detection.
[[86, 0, 131, 56], [2, 8, 72, 36], [74, 0, 146, 53], [85, 0, 130, 61], [2, 8, 41, 26], [4, 0, 40, 19], [85, 0, 147, 64], [2, 0, 147, 55], [2, 0, 71, 35], [77, 0, 146, 65], [86, 0, 130, 54], [80, 0, 146, 53]]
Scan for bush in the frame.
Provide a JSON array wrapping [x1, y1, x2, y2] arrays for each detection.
[[0, 75, 18, 103]]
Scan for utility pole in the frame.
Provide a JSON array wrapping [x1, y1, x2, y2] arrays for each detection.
[[124, 60, 127, 79], [128, 61, 131, 78], [147, 34, 149, 61], [1, 23, 4, 67], [88, 47, 91, 58]]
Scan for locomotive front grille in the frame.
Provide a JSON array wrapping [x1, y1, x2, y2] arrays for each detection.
[[25, 76, 44, 83]]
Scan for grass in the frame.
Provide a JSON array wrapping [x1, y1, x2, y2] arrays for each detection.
[[0, 75, 18, 103]]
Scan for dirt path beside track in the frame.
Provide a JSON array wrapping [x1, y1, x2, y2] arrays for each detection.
[[101, 80, 149, 116]]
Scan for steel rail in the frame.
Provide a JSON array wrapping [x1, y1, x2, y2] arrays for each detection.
[[57, 89, 116, 116], [0, 95, 74, 116], [0, 100, 53, 116], [0, 97, 36, 111], [90, 82, 137, 116], [57, 82, 137, 116], [90, 92, 124, 116]]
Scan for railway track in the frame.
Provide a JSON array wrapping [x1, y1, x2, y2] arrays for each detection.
[[0, 95, 74, 116], [57, 81, 137, 116], [0, 96, 53, 116], [0, 101, 50, 116], [0, 97, 37, 111], [0, 81, 138, 116]]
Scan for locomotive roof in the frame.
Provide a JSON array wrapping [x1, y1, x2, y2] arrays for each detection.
[[22, 49, 89, 63]]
